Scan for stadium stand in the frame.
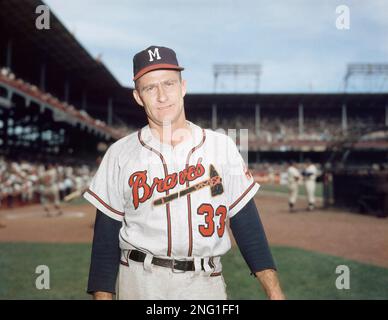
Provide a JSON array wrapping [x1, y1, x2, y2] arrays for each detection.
[[0, 155, 95, 209], [0, 67, 122, 139]]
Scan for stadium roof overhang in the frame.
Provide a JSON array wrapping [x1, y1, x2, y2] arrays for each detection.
[[0, 0, 121, 93]]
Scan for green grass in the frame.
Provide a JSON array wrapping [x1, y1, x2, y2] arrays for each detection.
[[223, 246, 388, 300], [0, 243, 387, 299], [0, 243, 91, 300], [261, 182, 323, 198]]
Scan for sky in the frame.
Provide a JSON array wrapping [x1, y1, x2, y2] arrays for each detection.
[[44, 0, 388, 93]]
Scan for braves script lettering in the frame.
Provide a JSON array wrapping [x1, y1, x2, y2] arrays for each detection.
[[128, 158, 205, 209]]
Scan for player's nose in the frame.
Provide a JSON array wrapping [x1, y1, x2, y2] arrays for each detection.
[[156, 84, 168, 103]]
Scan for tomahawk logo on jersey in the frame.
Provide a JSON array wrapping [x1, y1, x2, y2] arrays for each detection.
[[84, 121, 259, 261]]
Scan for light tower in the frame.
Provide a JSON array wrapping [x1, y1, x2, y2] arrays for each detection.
[[343, 63, 388, 92], [213, 64, 261, 93]]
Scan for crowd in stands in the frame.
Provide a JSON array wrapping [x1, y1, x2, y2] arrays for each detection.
[[0, 67, 122, 139], [194, 115, 383, 143], [347, 116, 384, 132], [302, 117, 342, 141], [258, 117, 299, 142], [0, 156, 95, 210]]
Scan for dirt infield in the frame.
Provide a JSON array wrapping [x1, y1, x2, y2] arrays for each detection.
[[0, 192, 387, 268], [0, 203, 95, 243], [257, 192, 388, 268]]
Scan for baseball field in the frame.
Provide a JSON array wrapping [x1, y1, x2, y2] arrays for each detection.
[[1, 184, 387, 300]]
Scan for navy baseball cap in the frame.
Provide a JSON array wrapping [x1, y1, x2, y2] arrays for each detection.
[[133, 45, 184, 81]]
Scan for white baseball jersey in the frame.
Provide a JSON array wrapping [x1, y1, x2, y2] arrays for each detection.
[[84, 121, 259, 259], [287, 166, 301, 185], [304, 164, 318, 182]]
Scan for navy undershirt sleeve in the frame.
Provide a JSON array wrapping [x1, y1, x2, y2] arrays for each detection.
[[87, 209, 121, 294], [229, 199, 277, 275]]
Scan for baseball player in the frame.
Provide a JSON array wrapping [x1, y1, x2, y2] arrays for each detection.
[[20, 162, 38, 204], [287, 161, 301, 212], [0, 160, 6, 227], [3, 168, 19, 208], [302, 159, 318, 211], [39, 164, 63, 217], [84, 46, 284, 300]]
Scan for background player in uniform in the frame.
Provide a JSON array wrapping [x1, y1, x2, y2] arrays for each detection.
[[287, 161, 301, 213], [39, 164, 62, 217], [84, 46, 285, 300], [302, 159, 318, 211]]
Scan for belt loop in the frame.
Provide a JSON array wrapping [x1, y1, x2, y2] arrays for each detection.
[[202, 257, 213, 276], [126, 250, 131, 264], [143, 253, 153, 272], [211, 256, 222, 274], [193, 257, 202, 276], [210, 257, 215, 268]]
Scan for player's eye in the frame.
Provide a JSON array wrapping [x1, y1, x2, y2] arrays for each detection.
[[164, 80, 176, 87], [144, 86, 155, 93]]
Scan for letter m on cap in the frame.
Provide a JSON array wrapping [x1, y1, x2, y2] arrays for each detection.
[[148, 48, 161, 62]]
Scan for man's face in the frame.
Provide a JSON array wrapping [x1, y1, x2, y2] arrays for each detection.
[[133, 70, 186, 126]]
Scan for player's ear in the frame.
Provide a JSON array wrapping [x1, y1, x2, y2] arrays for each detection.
[[181, 79, 187, 98], [132, 89, 144, 108]]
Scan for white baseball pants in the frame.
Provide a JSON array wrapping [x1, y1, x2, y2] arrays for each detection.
[[116, 256, 227, 300]]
